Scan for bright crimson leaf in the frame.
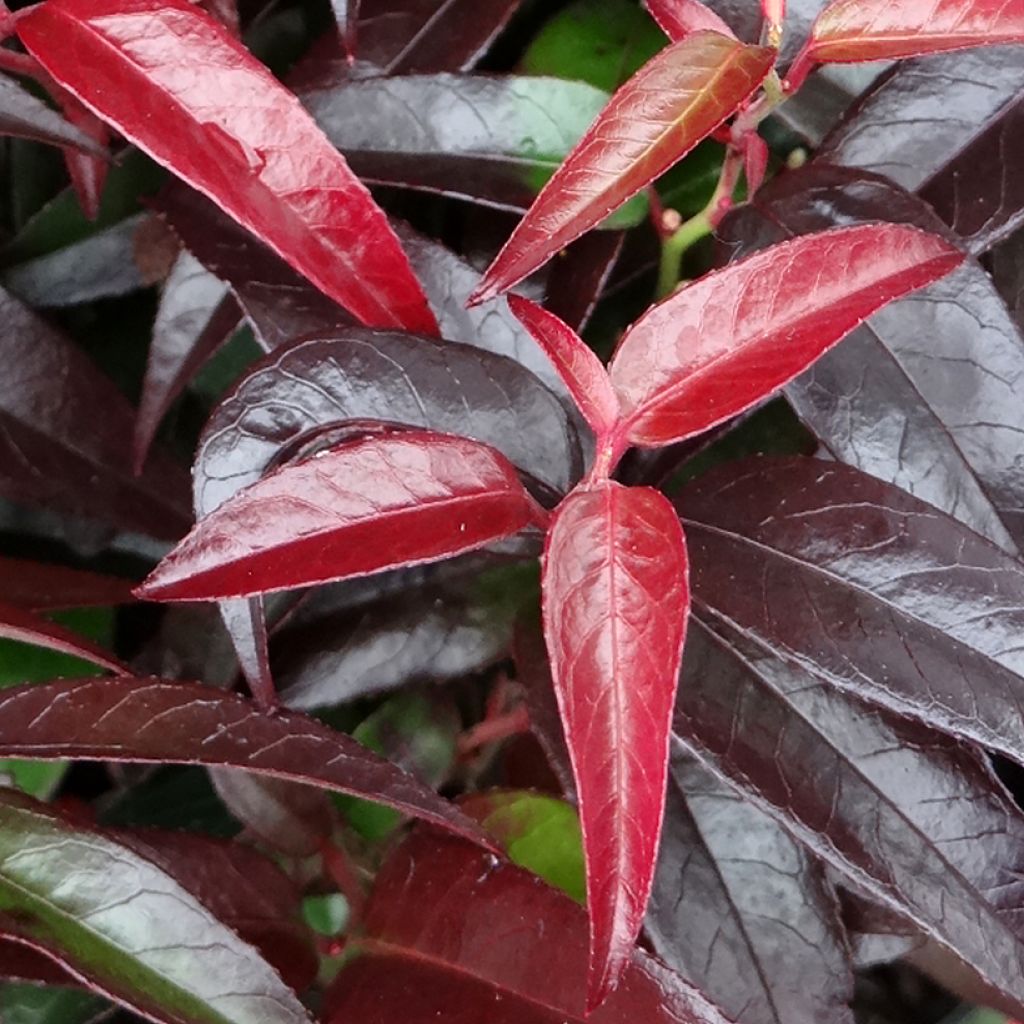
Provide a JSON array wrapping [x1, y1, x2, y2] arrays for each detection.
[[17, 0, 438, 335], [806, 0, 1024, 64], [138, 431, 546, 602], [645, 0, 737, 41], [0, 601, 126, 675], [470, 33, 774, 301], [542, 481, 689, 1009], [507, 294, 620, 440], [609, 223, 962, 447]]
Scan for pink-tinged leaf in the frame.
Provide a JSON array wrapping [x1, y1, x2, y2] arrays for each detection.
[[808, 0, 1024, 63], [139, 431, 545, 602], [542, 481, 689, 1008], [59, 101, 109, 221], [507, 294, 620, 439], [0, 676, 496, 849], [610, 223, 962, 447], [743, 131, 768, 194], [645, 0, 737, 41], [762, 0, 785, 28], [17, 0, 438, 335], [0, 600, 126, 674], [471, 33, 774, 301], [331, 0, 359, 56], [326, 828, 731, 1024], [1, 557, 134, 611]]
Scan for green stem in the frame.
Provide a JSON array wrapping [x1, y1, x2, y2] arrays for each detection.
[[656, 210, 712, 298]]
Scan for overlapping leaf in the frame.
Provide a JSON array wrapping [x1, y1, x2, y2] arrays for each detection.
[[0, 601, 125, 674], [719, 164, 1024, 552], [1, 558, 133, 611], [325, 828, 730, 1024], [609, 223, 961, 446], [993, 230, 1024, 330], [542, 481, 689, 1007], [472, 33, 775, 299], [543, 230, 625, 332], [0, 676, 493, 846], [17, 0, 437, 334], [645, 0, 736, 41], [0, 73, 107, 154]]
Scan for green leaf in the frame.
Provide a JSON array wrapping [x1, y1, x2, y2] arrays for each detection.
[[0, 984, 106, 1024]]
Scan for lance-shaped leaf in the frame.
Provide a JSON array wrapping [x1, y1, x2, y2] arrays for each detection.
[[59, 102, 110, 222], [610, 223, 961, 447], [0, 791, 313, 1024], [1, 558, 133, 611], [718, 165, 1024, 552], [674, 609, 1024, 1013], [507, 295, 620, 439], [680, 456, 1024, 768], [326, 828, 730, 1024], [331, 0, 359, 55], [135, 250, 241, 473], [647, 755, 854, 1024], [0, 72, 107, 154], [0, 676, 494, 847], [471, 34, 774, 300], [301, 74, 613, 214], [803, 0, 1024, 64], [17, 0, 437, 335], [542, 481, 689, 1008], [0, 285, 190, 538], [645, 0, 737, 41], [0, 601, 125, 675], [141, 431, 545, 602]]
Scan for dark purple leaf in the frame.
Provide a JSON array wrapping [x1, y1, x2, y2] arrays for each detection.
[[719, 164, 1024, 553], [0, 600, 125, 674], [326, 827, 730, 1024], [647, 755, 854, 1024], [0, 940, 74, 984], [992, 229, 1024, 330], [1, 557, 134, 611], [0, 285, 191, 539], [0, 676, 495, 847], [0, 71, 107, 154], [544, 230, 624, 332], [134, 250, 241, 473]]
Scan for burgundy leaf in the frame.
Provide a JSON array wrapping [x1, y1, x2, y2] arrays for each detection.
[[134, 250, 242, 473], [993, 230, 1024, 331], [326, 828, 730, 1024], [645, 0, 737, 40], [718, 164, 1024, 552], [59, 101, 109, 221], [507, 295, 620, 439], [192, 332, 582, 521], [472, 34, 774, 300], [141, 431, 544, 602], [0, 286, 191, 538], [219, 596, 275, 709], [301, 74, 612, 214], [647, 754, 854, 1024], [1, 557, 133, 611], [804, 0, 1024, 64], [818, 45, 1024, 194], [17, 0, 437, 335], [0, 71, 107, 154], [0, 600, 125, 674], [0, 940, 74, 984], [0, 676, 495, 847], [610, 223, 961, 447], [680, 456, 1024, 772], [542, 481, 689, 1007], [675, 612, 1024, 1013], [544, 230, 624, 332]]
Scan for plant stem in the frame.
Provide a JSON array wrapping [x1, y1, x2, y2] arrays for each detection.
[[656, 209, 712, 298]]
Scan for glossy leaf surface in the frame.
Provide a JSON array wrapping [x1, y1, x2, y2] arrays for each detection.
[[0, 791, 313, 1024], [302, 74, 612, 214], [610, 223, 961, 446], [0, 602, 124, 675], [472, 33, 774, 300], [0, 73, 106, 154], [507, 294, 620, 438], [544, 230, 625, 332], [1, 559, 133, 611], [0, 676, 493, 846], [806, 0, 1024, 63], [142, 431, 543, 601], [645, 0, 736, 40], [0, 286, 191, 539], [192, 332, 581, 520], [18, 0, 437, 334], [326, 828, 730, 1024], [719, 165, 1024, 552], [542, 481, 689, 1006], [648, 755, 854, 1024]]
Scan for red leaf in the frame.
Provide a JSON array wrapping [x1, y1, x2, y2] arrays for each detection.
[[59, 101, 109, 221], [808, 0, 1024, 63], [0, 600, 126, 674], [470, 33, 773, 301], [762, 0, 785, 30], [138, 431, 545, 602], [1, 557, 134, 611], [17, 0, 438, 335], [609, 223, 962, 447], [507, 294, 621, 440], [542, 481, 689, 1008], [645, 0, 737, 41]]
